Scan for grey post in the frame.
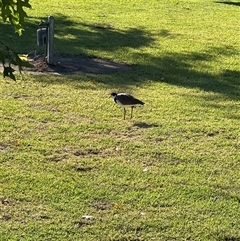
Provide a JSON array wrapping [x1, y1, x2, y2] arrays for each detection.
[[47, 16, 54, 64]]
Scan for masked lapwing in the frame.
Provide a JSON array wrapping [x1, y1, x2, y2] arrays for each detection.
[[111, 92, 144, 120]]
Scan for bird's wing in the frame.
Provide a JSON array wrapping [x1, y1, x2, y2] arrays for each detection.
[[117, 93, 144, 105]]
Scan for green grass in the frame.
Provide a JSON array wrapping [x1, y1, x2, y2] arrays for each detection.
[[1, 0, 240, 240]]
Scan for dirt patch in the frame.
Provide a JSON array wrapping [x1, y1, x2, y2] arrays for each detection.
[[23, 54, 131, 75]]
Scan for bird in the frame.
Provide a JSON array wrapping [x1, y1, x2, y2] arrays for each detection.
[[110, 92, 144, 120]]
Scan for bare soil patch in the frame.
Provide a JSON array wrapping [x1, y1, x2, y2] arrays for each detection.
[[25, 54, 131, 75]]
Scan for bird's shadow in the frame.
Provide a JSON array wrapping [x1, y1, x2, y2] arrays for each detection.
[[132, 122, 159, 129]]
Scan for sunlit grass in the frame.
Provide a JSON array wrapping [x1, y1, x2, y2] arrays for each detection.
[[1, 0, 240, 240], [1, 73, 240, 240]]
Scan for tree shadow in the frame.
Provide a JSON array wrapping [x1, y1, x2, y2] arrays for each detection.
[[124, 46, 240, 100], [217, 237, 240, 241], [158, 29, 181, 38], [0, 13, 154, 55], [1, 13, 239, 100], [0, 19, 38, 53], [51, 15, 155, 57], [215, 1, 240, 7]]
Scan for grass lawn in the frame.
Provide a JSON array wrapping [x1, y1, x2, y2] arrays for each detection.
[[1, 0, 240, 240]]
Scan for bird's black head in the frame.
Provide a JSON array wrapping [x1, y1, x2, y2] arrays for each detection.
[[110, 92, 117, 97]]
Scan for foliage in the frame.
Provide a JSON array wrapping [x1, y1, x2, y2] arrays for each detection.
[[0, 0, 32, 80], [0, 0, 31, 35]]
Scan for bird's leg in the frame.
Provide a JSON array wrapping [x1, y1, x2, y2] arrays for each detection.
[[123, 108, 126, 120], [130, 106, 134, 119]]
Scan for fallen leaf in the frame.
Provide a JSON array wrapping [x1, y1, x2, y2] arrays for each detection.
[[13, 140, 19, 146], [114, 203, 121, 209]]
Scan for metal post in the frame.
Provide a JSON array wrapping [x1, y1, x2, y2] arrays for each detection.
[[47, 16, 54, 64]]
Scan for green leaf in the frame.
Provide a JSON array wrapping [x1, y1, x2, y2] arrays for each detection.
[[0, 40, 33, 80], [0, 0, 32, 35], [3, 66, 16, 81]]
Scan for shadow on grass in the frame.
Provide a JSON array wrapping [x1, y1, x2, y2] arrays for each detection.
[[27, 44, 240, 101], [0, 20, 38, 53], [1, 13, 240, 100], [97, 46, 240, 100], [218, 237, 240, 241], [126, 47, 240, 99], [133, 122, 159, 129], [215, 1, 240, 7], [0, 13, 154, 54]]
